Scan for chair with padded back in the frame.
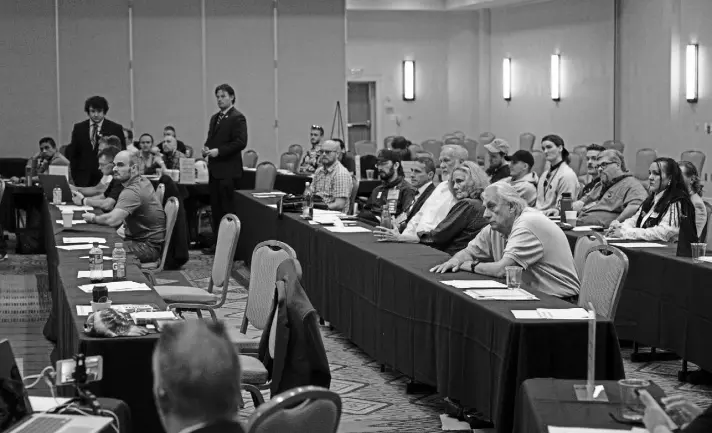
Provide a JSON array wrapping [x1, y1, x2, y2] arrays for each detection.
[[279, 152, 300, 171], [354, 141, 377, 156], [247, 386, 342, 433], [573, 232, 607, 279], [255, 162, 277, 192], [244, 150, 259, 168], [572, 145, 588, 158], [230, 241, 296, 353], [603, 140, 625, 153], [634, 148, 657, 181], [477, 132, 496, 168], [519, 133, 536, 151], [680, 150, 706, 174], [348, 175, 360, 215], [407, 143, 423, 160], [141, 197, 179, 285], [531, 150, 546, 178], [155, 183, 165, 205], [421, 140, 442, 158], [568, 153, 584, 177], [463, 139, 479, 163], [577, 244, 629, 320], [451, 131, 466, 141], [154, 214, 241, 321], [443, 136, 463, 146], [705, 201, 712, 245], [288, 144, 303, 162]]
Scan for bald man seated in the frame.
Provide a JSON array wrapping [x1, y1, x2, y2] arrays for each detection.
[[82, 151, 166, 263]]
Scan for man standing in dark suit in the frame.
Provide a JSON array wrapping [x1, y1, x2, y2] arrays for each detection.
[[398, 155, 437, 232], [68, 96, 126, 187], [202, 84, 247, 254]]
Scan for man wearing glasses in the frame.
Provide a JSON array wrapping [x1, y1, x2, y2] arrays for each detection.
[[311, 140, 353, 212], [573, 149, 647, 227], [298, 125, 324, 173]]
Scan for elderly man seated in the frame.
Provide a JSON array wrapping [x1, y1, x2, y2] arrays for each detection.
[[358, 149, 416, 224], [573, 149, 647, 227], [82, 151, 166, 263], [430, 183, 580, 301], [311, 139, 353, 212], [153, 320, 245, 433], [71, 147, 123, 212]]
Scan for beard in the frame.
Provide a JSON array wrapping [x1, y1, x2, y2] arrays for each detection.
[[379, 167, 395, 181]]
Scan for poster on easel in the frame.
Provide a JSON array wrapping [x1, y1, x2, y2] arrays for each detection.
[[573, 303, 609, 401]]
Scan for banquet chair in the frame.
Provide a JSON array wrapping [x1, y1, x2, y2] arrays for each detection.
[[349, 175, 360, 215], [288, 144, 303, 162], [354, 141, 377, 156], [634, 148, 657, 183], [705, 202, 712, 245], [531, 150, 546, 178], [255, 162, 277, 192], [279, 152, 300, 171], [568, 153, 585, 177], [451, 131, 466, 141], [154, 214, 241, 321], [244, 150, 259, 168], [477, 132, 495, 168], [463, 139, 479, 163], [230, 241, 296, 353], [578, 245, 629, 320], [407, 143, 423, 160], [603, 140, 625, 153], [572, 145, 588, 158], [680, 150, 706, 174], [443, 136, 463, 146], [246, 386, 342, 433], [573, 232, 607, 279], [420, 139, 442, 157], [519, 133, 536, 151], [155, 183, 166, 205], [141, 197, 179, 285]]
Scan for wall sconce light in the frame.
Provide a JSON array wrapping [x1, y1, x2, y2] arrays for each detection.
[[403, 60, 415, 101], [503, 57, 512, 101], [550, 54, 560, 101], [686, 43, 698, 103]]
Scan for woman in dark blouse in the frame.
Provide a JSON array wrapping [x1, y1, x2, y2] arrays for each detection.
[[420, 161, 489, 255]]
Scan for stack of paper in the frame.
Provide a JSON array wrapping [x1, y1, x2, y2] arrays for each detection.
[[78, 281, 151, 293], [696, 256, 712, 263], [325, 226, 371, 233], [56, 220, 86, 225], [465, 288, 538, 301], [77, 270, 114, 279], [76, 304, 159, 316], [131, 311, 179, 322], [572, 226, 602, 232], [57, 244, 109, 251], [512, 308, 590, 320], [252, 191, 287, 198], [441, 280, 507, 289], [549, 427, 647, 433], [57, 205, 92, 212], [63, 237, 107, 244], [610, 242, 666, 248]]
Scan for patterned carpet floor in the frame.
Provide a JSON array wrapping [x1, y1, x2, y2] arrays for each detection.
[[2, 243, 712, 432]]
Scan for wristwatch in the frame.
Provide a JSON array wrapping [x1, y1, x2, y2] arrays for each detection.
[[470, 260, 480, 273]]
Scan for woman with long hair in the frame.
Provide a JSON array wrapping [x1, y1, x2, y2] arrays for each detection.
[[679, 160, 707, 238], [535, 134, 579, 213], [608, 158, 697, 242]]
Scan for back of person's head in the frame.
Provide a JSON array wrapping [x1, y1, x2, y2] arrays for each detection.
[[332, 138, 346, 152], [586, 143, 606, 153], [99, 146, 120, 161], [390, 136, 410, 150], [153, 320, 241, 429], [679, 160, 703, 195], [106, 135, 122, 149], [441, 144, 468, 162]]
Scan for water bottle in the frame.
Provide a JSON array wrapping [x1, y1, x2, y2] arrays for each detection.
[[381, 208, 393, 230], [24, 162, 32, 186], [302, 182, 313, 219], [112, 242, 126, 281], [89, 242, 104, 283], [53, 187, 62, 204], [559, 192, 573, 224]]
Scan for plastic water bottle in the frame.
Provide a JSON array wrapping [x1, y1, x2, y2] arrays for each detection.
[[53, 187, 62, 204], [381, 208, 393, 230], [89, 242, 104, 283], [112, 243, 126, 281], [302, 182, 313, 219]]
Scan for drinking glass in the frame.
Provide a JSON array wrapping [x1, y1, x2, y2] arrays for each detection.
[[618, 379, 650, 421], [691, 243, 707, 263], [366, 169, 375, 180], [505, 266, 523, 289]]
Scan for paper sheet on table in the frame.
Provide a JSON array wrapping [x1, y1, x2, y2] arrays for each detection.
[[610, 242, 666, 248], [56, 220, 86, 225], [56, 205, 92, 212], [441, 280, 507, 289], [513, 308, 590, 320], [63, 237, 107, 244], [604, 237, 624, 241], [325, 226, 371, 233], [465, 288, 538, 301], [77, 270, 114, 278], [572, 225, 602, 232], [252, 191, 287, 197], [313, 209, 346, 217], [78, 281, 151, 293], [57, 244, 109, 251], [439, 414, 472, 431], [696, 256, 712, 263], [29, 396, 71, 413], [79, 256, 113, 260], [549, 427, 646, 433], [131, 311, 178, 321], [76, 304, 159, 316]]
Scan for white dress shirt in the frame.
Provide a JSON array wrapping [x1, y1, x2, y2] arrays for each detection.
[[402, 181, 456, 237]]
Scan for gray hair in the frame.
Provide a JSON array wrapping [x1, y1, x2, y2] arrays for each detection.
[[154, 320, 242, 421], [484, 182, 527, 215], [450, 161, 489, 199], [598, 149, 627, 172], [440, 144, 468, 162]]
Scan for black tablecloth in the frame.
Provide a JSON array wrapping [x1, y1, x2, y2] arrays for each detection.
[[566, 231, 712, 372], [234, 191, 625, 433], [42, 200, 166, 433], [2, 184, 43, 233], [514, 378, 665, 433]]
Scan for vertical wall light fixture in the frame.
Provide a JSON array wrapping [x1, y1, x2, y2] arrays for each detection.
[[686, 43, 698, 103], [403, 60, 415, 101], [503, 57, 512, 101], [550, 54, 560, 101]]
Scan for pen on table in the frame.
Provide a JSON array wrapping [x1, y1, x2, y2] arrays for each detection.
[[593, 385, 604, 399]]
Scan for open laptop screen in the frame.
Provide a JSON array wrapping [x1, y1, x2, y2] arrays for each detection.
[[0, 339, 32, 431]]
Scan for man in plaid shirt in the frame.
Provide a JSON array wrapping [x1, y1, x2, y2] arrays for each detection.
[[312, 139, 353, 212]]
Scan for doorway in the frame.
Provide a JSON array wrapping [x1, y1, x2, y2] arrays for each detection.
[[347, 81, 376, 148]]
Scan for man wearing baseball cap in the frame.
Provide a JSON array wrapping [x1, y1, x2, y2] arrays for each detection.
[[357, 149, 417, 225], [484, 138, 511, 183], [499, 150, 539, 206]]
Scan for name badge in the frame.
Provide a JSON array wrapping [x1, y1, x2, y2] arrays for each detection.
[[394, 213, 407, 225], [387, 189, 400, 201], [377, 191, 383, 200]]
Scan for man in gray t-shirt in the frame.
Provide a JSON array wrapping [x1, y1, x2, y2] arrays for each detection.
[[83, 151, 166, 263], [431, 183, 580, 300]]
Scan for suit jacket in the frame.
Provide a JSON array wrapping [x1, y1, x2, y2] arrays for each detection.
[[69, 118, 125, 187], [204, 107, 247, 180], [399, 182, 436, 232], [258, 262, 331, 395], [192, 419, 246, 433]]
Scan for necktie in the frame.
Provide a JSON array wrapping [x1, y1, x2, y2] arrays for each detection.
[[91, 123, 99, 148], [216, 112, 225, 127]]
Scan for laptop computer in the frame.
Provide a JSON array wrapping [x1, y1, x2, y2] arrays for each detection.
[[38, 174, 72, 204], [0, 339, 111, 433]]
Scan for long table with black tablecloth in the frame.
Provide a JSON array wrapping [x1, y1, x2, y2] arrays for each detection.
[[513, 378, 665, 433], [234, 191, 625, 433], [566, 231, 712, 373], [41, 200, 166, 433]]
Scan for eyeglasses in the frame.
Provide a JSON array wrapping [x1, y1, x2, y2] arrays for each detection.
[[317, 150, 337, 156], [596, 161, 617, 171]]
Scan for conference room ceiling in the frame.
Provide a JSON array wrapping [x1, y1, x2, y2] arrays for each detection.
[[346, 0, 554, 11]]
